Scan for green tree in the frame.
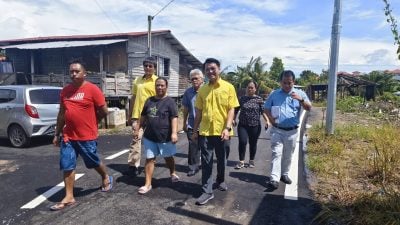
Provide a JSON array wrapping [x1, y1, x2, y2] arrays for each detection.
[[363, 70, 400, 94], [234, 67, 252, 89], [269, 57, 284, 82], [229, 56, 279, 95], [319, 69, 329, 83], [297, 70, 319, 86], [383, 0, 400, 60]]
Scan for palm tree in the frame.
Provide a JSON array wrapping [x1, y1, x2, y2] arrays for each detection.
[[233, 56, 279, 95], [363, 71, 400, 94]]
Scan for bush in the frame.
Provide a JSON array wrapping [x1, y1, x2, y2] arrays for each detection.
[[336, 96, 364, 112]]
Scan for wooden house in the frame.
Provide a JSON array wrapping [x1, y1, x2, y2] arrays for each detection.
[[0, 30, 202, 99]]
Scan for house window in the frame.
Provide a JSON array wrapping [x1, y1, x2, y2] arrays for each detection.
[[157, 56, 170, 77], [0, 89, 16, 103]]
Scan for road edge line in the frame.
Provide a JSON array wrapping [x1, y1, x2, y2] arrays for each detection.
[[284, 110, 306, 200], [20, 173, 84, 209]]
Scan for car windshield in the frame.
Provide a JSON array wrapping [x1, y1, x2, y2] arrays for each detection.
[[29, 89, 61, 104]]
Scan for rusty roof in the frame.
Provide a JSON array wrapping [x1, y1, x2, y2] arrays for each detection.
[[0, 30, 168, 45], [0, 30, 202, 68]]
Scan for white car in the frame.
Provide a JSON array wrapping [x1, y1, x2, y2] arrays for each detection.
[[0, 85, 61, 147]]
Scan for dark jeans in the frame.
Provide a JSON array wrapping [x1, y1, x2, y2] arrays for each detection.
[[186, 128, 200, 168], [198, 135, 230, 194], [225, 137, 231, 159], [237, 124, 261, 161]]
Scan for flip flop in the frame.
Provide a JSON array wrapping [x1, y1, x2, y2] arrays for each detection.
[[171, 174, 180, 183], [101, 175, 113, 192], [138, 185, 152, 194], [50, 201, 76, 211]]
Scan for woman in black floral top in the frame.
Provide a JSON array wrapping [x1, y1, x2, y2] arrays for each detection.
[[233, 81, 269, 169]]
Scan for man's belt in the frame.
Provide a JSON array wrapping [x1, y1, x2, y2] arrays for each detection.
[[273, 125, 299, 131]]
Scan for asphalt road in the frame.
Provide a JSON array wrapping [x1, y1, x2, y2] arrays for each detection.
[[0, 116, 320, 225]]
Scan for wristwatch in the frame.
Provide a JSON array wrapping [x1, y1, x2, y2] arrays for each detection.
[[225, 127, 232, 132], [300, 98, 305, 103]]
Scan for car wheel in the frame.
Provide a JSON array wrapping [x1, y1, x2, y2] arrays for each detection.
[[8, 124, 30, 148]]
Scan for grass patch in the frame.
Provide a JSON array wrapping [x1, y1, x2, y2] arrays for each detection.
[[307, 121, 400, 225]]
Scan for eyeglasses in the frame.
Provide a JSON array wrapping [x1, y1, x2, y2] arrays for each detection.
[[191, 77, 200, 81], [143, 64, 154, 68]]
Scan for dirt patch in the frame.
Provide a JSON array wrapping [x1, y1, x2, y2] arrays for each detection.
[[0, 160, 18, 175], [307, 107, 381, 128]]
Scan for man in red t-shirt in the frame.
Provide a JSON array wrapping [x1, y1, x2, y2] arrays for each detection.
[[50, 60, 112, 211]]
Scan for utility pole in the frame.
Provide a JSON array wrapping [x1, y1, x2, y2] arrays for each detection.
[[326, 0, 342, 135], [147, 15, 153, 56], [147, 0, 175, 57]]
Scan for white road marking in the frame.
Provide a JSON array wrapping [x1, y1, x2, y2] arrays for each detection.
[[21, 173, 84, 209], [284, 110, 306, 201], [105, 149, 129, 160]]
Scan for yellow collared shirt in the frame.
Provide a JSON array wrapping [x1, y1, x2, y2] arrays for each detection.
[[131, 74, 157, 119], [195, 78, 239, 136]]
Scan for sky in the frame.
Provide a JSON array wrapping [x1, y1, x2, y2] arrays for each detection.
[[1, 0, 400, 75]]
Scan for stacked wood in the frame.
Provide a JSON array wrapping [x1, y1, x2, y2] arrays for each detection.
[[31, 72, 131, 97]]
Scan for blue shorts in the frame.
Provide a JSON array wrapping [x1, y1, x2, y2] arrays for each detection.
[[143, 137, 176, 159], [60, 140, 101, 171]]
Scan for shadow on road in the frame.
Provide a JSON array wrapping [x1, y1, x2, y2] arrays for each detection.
[[249, 194, 320, 225], [107, 163, 202, 197], [229, 171, 267, 188], [0, 136, 53, 148], [166, 206, 242, 225]]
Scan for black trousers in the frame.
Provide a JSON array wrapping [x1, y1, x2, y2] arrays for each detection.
[[186, 128, 200, 167], [199, 136, 230, 193], [237, 124, 261, 161]]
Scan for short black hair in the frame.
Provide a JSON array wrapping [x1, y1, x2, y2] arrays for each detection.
[[69, 58, 87, 70], [203, 58, 220, 70], [279, 70, 295, 81], [156, 77, 168, 87], [143, 56, 157, 68]]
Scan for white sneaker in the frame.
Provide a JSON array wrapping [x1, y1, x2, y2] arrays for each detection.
[[196, 193, 214, 205]]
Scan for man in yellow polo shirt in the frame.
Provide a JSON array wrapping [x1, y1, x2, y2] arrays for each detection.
[[192, 58, 239, 205], [127, 56, 158, 176]]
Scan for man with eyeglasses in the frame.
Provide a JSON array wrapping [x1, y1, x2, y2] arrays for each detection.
[[192, 58, 239, 205], [182, 69, 204, 177], [127, 57, 158, 176]]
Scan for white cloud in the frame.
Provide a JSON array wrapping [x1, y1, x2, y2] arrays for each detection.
[[0, 0, 400, 75], [230, 0, 293, 13]]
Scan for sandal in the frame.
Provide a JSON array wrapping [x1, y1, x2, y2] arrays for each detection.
[[138, 185, 152, 194], [101, 175, 113, 192], [171, 174, 180, 183], [235, 161, 245, 169], [50, 201, 76, 211]]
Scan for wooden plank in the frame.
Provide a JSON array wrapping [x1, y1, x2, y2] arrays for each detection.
[[31, 72, 132, 97]]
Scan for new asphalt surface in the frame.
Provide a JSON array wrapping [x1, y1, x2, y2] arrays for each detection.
[[0, 111, 321, 225]]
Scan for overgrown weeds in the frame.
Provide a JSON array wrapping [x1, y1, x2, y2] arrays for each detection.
[[307, 118, 400, 224]]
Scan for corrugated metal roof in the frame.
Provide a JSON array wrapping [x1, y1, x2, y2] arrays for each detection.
[[0, 30, 202, 68], [0, 39, 127, 49], [0, 30, 167, 45]]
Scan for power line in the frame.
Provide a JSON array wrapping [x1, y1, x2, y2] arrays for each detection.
[[152, 0, 175, 18], [93, 0, 121, 32]]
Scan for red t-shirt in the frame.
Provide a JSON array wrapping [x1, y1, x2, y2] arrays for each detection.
[[61, 82, 106, 141]]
